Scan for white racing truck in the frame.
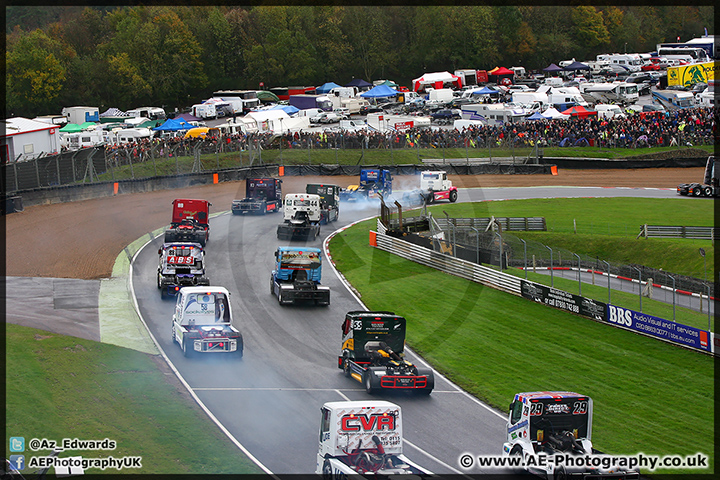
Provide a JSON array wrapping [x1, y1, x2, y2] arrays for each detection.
[[502, 391, 639, 480], [171, 286, 243, 358], [316, 401, 432, 479], [276, 193, 322, 241], [419, 170, 458, 203], [157, 242, 210, 298]]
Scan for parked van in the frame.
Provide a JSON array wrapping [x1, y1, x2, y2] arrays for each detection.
[[594, 104, 625, 119], [296, 108, 324, 119]]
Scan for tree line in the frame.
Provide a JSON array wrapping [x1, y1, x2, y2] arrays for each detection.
[[5, 5, 714, 118]]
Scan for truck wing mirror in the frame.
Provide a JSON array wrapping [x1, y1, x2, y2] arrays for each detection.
[[274, 251, 279, 260], [158, 248, 162, 255]]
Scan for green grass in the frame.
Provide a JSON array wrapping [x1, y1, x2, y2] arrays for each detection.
[[422, 198, 715, 279], [93, 144, 714, 182], [329, 204, 714, 474], [5, 324, 263, 475]]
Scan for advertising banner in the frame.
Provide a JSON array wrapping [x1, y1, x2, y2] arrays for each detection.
[[667, 61, 717, 86], [605, 305, 712, 352], [520, 281, 606, 321]]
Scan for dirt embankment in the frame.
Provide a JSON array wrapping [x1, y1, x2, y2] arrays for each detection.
[[6, 168, 697, 280]]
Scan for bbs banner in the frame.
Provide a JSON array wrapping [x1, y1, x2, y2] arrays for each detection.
[[521, 280, 606, 321]]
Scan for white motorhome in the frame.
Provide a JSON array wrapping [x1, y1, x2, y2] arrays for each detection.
[[61, 106, 100, 125], [328, 86, 358, 98], [109, 127, 153, 144], [511, 92, 549, 109], [537, 86, 589, 109], [581, 82, 639, 105], [125, 107, 166, 121], [60, 130, 105, 150], [191, 103, 217, 120], [596, 54, 643, 72], [594, 104, 626, 119], [460, 103, 527, 125]]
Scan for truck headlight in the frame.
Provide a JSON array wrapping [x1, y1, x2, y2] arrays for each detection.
[[194, 340, 202, 351], [230, 340, 237, 351]]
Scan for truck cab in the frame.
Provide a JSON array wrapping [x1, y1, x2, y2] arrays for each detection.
[[171, 286, 243, 357], [306, 184, 340, 224], [164, 199, 211, 246], [420, 170, 457, 203], [270, 247, 330, 305], [339, 311, 433, 394], [157, 242, 210, 298], [232, 178, 282, 215], [503, 391, 638, 480], [277, 193, 322, 240], [316, 401, 431, 478]]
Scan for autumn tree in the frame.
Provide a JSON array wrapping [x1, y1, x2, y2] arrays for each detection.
[[6, 28, 69, 117]]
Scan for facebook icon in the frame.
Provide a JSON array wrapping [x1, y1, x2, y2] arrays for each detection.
[[9, 455, 25, 471]]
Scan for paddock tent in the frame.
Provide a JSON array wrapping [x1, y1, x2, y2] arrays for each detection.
[[561, 105, 597, 118], [316, 82, 342, 94], [359, 84, 399, 98], [153, 118, 194, 131], [174, 113, 201, 122], [412, 71, 461, 92], [542, 107, 570, 119], [563, 61, 591, 71], [543, 63, 564, 72], [345, 78, 373, 90]]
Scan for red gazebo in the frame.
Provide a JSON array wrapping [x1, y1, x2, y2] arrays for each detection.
[[561, 105, 598, 118]]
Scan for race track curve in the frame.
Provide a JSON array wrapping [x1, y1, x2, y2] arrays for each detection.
[[130, 185, 677, 474]]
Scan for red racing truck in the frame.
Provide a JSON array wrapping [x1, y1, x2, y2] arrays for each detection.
[[164, 199, 211, 246]]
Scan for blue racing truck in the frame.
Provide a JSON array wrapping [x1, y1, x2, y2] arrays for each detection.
[[340, 169, 392, 201], [270, 246, 330, 305]]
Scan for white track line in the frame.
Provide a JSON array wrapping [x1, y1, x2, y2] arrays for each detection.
[[129, 234, 275, 476]]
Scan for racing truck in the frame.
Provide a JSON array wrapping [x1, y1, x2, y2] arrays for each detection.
[[306, 183, 340, 224], [338, 311, 434, 394], [164, 199, 211, 246], [316, 400, 432, 479], [418, 170, 458, 203], [231, 177, 282, 214], [339, 169, 392, 202], [171, 286, 243, 358], [270, 246, 330, 305], [677, 155, 718, 197], [276, 193, 322, 241], [502, 391, 639, 480], [157, 242, 210, 298]]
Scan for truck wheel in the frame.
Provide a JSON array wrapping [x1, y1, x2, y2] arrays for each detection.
[[157, 273, 162, 289], [270, 277, 275, 296], [171, 327, 177, 345], [554, 466, 568, 480], [363, 370, 377, 394], [182, 338, 194, 358], [343, 357, 352, 377], [693, 187, 702, 196], [322, 460, 333, 480], [417, 368, 434, 394], [449, 190, 458, 203], [236, 338, 244, 359], [704, 186, 713, 196]]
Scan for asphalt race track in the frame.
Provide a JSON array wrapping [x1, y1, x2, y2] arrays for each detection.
[[130, 185, 677, 474]]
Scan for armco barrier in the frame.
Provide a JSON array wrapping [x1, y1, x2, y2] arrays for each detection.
[[373, 230, 522, 295], [371, 227, 714, 355]]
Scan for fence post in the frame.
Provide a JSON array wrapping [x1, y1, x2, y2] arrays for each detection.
[[35, 157, 41, 187], [56, 155, 61, 186]]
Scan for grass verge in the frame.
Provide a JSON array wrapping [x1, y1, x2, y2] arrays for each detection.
[[328, 211, 714, 474], [4, 324, 263, 475]]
